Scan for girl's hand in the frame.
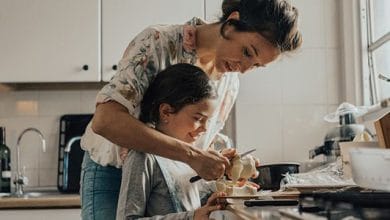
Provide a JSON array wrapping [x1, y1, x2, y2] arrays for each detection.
[[194, 192, 226, 220], [251, 155, 260, 179], [235, 178, 260, 189]]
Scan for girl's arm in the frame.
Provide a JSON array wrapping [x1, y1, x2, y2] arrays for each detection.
[[117, 151, 209, 220], [125, 212, 195, 220]]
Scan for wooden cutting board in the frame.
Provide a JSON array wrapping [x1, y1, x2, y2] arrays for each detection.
[[375, 112, 390, 148]]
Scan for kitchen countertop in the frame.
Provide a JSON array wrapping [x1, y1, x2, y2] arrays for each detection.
[[210, 190, 302, 220], [0, 192, 80, 209], [211, 203, 303, 220], [0, 190, 298, 214]]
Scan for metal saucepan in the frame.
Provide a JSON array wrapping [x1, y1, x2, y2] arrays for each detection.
[[251, 163, 300, 191]]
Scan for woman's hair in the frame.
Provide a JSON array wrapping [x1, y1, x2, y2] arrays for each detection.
[[140, 63, 217, 125], [219, 0, 302, 52]]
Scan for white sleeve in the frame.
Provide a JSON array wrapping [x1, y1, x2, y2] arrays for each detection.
[[96, 27, 162, 117]]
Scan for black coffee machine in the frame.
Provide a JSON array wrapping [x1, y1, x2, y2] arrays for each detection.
[[309, 112, 367, 162]]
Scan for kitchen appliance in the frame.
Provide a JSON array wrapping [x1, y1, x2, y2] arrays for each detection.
[[309, 112, 366, 162], [297, 189, 390, 219], [57, 114, 93, 193], [251, 163, 300, 191]]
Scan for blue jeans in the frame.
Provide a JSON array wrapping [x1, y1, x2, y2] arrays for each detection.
[[80, 152, 122, 220]]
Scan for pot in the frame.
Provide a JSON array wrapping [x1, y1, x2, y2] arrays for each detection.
[[251, 163, 300, 191]]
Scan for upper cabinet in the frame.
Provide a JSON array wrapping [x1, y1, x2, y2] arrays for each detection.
[[0, 0, 100, 82], [0, 0, 204, 83], [205, 0, 223, 22], [101, 0, 204, 81]]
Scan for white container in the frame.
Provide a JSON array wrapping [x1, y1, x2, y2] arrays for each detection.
[[339, 141, 379, 178], [349, 147, 390, 191]]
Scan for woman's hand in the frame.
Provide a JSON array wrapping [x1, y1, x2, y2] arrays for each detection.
[[194, 192, 226, 220], [220, 148, 237, 160], [220, 148, 237, 178], [188, 148, 230, 180]]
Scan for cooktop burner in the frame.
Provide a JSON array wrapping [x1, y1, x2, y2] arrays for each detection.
[[298, 188, 390, 220]]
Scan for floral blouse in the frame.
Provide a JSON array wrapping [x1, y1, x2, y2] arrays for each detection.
[[81, 18, 239, 167]]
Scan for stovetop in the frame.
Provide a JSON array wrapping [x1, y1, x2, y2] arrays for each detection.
[[298, 188, 390, 220]]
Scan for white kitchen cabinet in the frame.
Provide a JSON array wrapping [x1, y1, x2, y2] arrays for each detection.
[[0, 0, 205, 83], [0, 0, 100, 83], [0, 1, 229, 83], [0, 209, 81, 220], [101, 0, 204, 81], [205, 0, 223, 22]]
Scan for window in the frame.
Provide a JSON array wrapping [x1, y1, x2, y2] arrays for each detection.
[[361, 0, 390, 104]]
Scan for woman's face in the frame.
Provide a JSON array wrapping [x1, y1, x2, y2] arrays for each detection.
[[213, 26, 281, 79], [157, 99, 216, 144]]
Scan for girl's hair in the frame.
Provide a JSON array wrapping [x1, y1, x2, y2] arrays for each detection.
[[140, 63, 217, 125], [219, 0, 302, 52]]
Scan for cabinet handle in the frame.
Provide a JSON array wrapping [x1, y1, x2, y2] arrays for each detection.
[[82, 65, 89, 71], [112, 65, 118, 71]]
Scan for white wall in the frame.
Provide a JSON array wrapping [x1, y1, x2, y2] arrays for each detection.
[[235, 0, 343, 164]]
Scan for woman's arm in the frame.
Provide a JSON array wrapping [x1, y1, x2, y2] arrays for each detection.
[[92, 101, 229, 180]]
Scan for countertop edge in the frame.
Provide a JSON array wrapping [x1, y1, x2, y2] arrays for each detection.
[[0, 195, 80, 209]]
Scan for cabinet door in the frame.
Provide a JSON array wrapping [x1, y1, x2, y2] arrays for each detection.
[[0, 0, 99, 82], [101, 0, 204, 82], [0, 209, 81, 220], [205, 0, 223, 22]]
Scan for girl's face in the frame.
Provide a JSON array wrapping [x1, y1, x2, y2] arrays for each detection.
[[212, 25, 281, 80], [157, 98, 217, 144]]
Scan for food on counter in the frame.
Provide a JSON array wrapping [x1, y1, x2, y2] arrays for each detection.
[[231, 154, 257, 183], [215, 154, 259, 196], [216, 180, 258, 196]]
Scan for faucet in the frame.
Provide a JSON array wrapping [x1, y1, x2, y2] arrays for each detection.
[[14, 127, 46, 197], [62, 136, 81, 189], [64, 136, 81, 153]]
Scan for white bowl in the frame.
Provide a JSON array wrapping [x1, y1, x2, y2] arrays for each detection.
[[349, 147, 390, 191]]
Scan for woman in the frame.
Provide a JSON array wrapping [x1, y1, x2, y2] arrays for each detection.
[[80, 0, 302, 219], [117, 63, 227, 220]]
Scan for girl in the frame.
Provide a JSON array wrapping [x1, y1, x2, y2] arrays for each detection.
[[116, 63, 226, 220]]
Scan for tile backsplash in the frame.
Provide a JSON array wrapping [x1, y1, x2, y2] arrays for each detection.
[[0, 89, 99, 188]]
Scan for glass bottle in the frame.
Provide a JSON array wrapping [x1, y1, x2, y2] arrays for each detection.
[[0, 127, 11, 193]]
